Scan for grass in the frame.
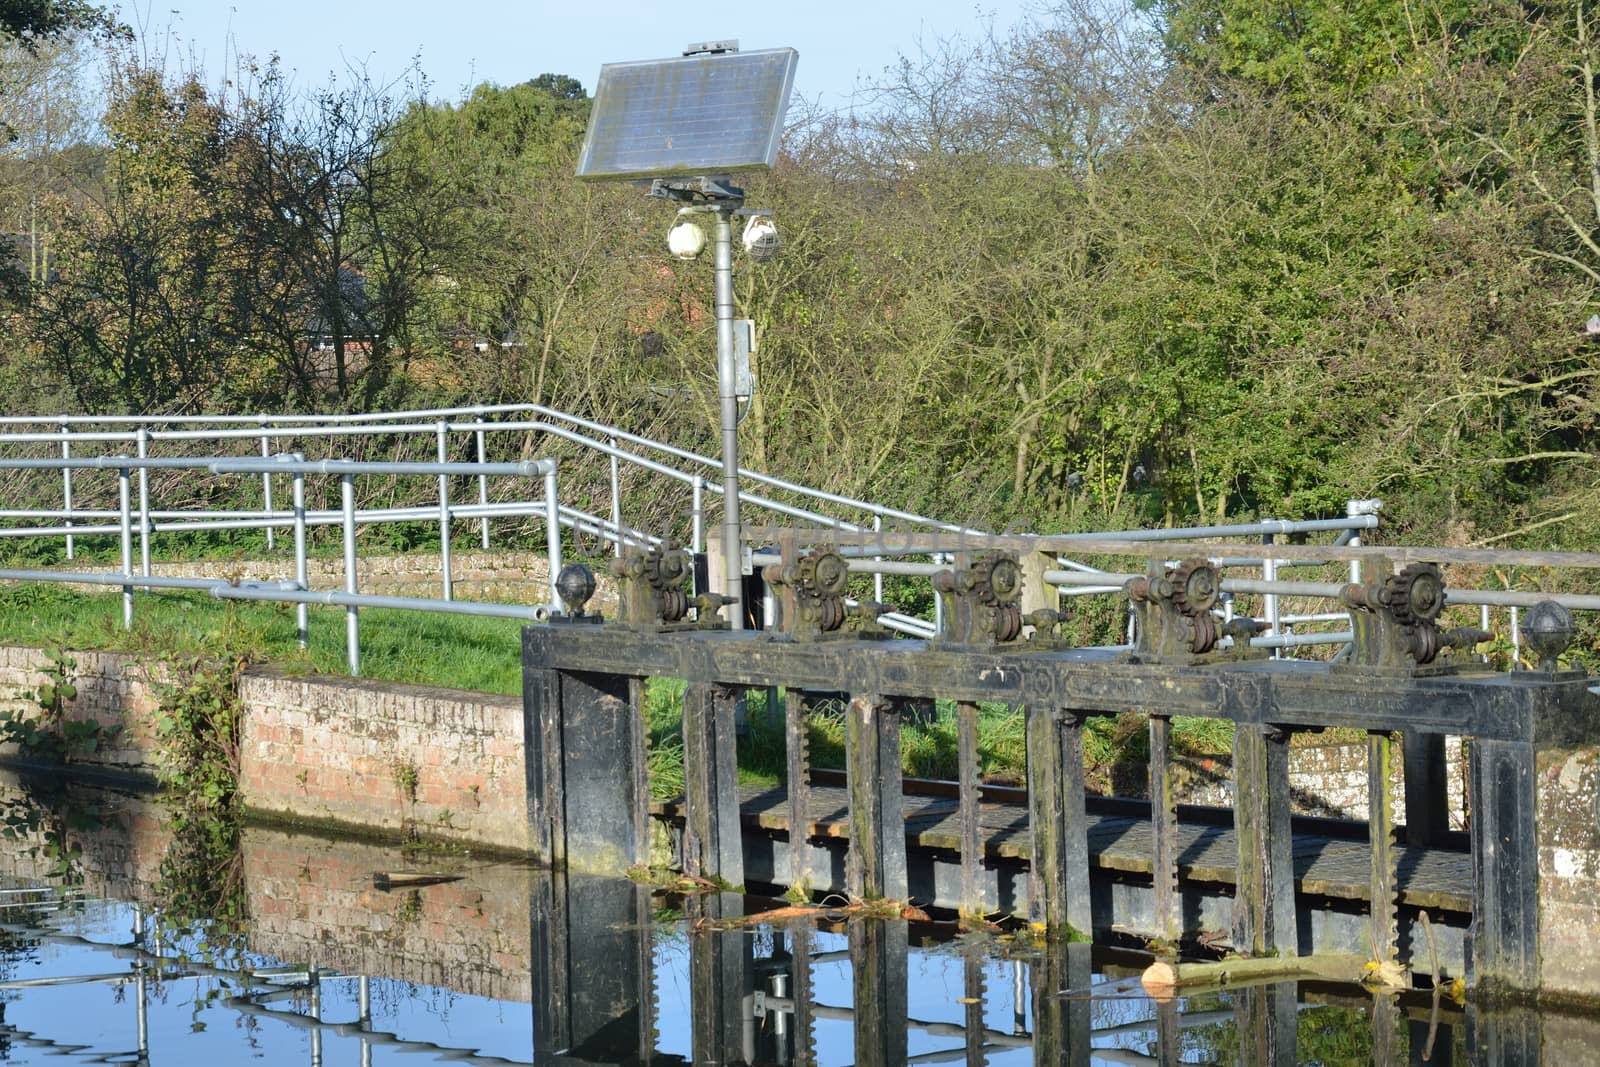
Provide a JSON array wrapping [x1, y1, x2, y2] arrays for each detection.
[[0, 583, 528, 694]]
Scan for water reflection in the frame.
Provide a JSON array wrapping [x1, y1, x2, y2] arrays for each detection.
[[0, 774, 1576, 1065]]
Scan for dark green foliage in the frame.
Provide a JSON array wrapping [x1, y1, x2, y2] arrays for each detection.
[[152, 653, 247, 809], [0, 646, 116, 763]]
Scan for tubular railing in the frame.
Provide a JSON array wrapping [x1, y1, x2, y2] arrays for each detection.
[[2, 403, 1543, 666]]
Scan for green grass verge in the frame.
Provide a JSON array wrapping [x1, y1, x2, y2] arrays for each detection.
[[0, 583, 528, 694]]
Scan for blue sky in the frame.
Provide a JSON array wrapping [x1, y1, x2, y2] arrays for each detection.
[[121, 1, 1041, 110]]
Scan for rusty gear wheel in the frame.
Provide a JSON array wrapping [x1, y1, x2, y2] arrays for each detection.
[[992, 603, 1023, 643], [809, 551, 850, 598], [1387, 563, 1444, 626], [1170, 559, 1220, 615], [986, 555, 1023, 602], [659, 587, 688, 623], [1188, 611, 1219, 655]]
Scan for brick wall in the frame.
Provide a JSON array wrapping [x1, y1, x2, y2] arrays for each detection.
[[0, 646, 164, 778], [1537, 745, 1600, 1000], [237, 668, 531, 853], [1166, 737, 1468, 828], [242, 824, 534, 1002], [0, 771, 172, 899], [51, 549, 618, 613]]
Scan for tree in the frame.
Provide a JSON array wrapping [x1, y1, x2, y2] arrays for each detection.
[[26, 60, 253, 412], [0, 0, 107, 45]]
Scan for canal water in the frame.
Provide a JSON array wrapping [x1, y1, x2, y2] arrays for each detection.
[[0, 772, 1580, 1065]]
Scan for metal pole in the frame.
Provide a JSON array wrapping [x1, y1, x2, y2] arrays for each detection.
[[1262, 543, 1280, 657], [118, 463, 133, 629], [135, 428, 151, 581], [291, 455, 308, 648], [359, 974, 372, 1067], [259, 421, 275, 550], [1510, 606, 1520, 672], [713, 207, 745, 629], [475, 427, 490, 550], [436, 421, 453, 601], [873, 513, 884, 603], [692, 475, 705, 554], [543, 464, 563, 604], [309, 964, 322, 1067], [341, 473, 360, 676], [59, 421, 74, 560], [609, 435, 623, 558]]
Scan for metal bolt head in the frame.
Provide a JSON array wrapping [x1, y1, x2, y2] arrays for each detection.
[[1521, 599, 1574, 671], [556, 563, 597, 616]]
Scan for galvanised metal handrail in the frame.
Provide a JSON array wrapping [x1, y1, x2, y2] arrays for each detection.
[[0, 453, 567, 676], [0, 406, 1394, 654]]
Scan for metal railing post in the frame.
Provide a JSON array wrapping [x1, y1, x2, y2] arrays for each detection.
[[1262, 532, 1280, 656], [291, 454, 308, 648], [544, 463, 563, 604], [873, 512, 884, 604], [609, 435, 623, 557], [342, 473, 360, 675], [436, 421, 454, 602], [691, 475, 705, 554], [259, 419, 275, 550], [118, 461, 133, 629], [135, 428, 151, 582], [59, 421, 74, 560], [475, 426, 490, 550], [1510, 605, 1520, 671]]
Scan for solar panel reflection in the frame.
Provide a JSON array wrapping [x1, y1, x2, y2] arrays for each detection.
[[576, 48, 799, 182]]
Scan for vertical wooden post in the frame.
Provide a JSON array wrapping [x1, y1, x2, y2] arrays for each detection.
[[846, 693, 908, 901], [688, 892, 755, 1067], [1018, 548, 1054, 626], [957, 700, 985, 919], [531, 870, 655, 1065], [789, 922, 817, 1067], [1232, 982, 1298, 1067], [785, 686, 813, 893], [1467, 738, 1540, 991], [1027, 706, 1092, 939], [523, 663, 563, 866], [1150, 714, 1180, 945], [683, 682, 745, 886], [524, 653, 645, 876], [1403, 731, 1450, 845], [1232, 723, 1299, 957], [1369, 731, 1400, 966], [961, 946, 985, 1067], [849, 917, 908, 1067], [1030, 941, 1092, 1067]]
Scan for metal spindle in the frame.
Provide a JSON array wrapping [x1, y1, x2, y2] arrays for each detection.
[[475, 427, 490, 549], [342, 473, 360, 675], [544, 464, 563, 604], [692, 476, 705, 554], [259, 419, 275, 549], [873, 512, 884, 604], [135, 428, 151, 582], [59, 421, 74, 560], [609, 435, 623, 557], [437, 421, 454, 601], [118, 463, 133, 628], [291, 455, 308, 648]]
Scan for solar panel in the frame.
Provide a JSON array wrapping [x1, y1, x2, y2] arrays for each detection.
[[576, 48, 799, 182]]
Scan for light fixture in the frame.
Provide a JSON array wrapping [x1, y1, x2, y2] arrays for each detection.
[[667, 220, 706, 261], [742, 216, 780, 262]]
